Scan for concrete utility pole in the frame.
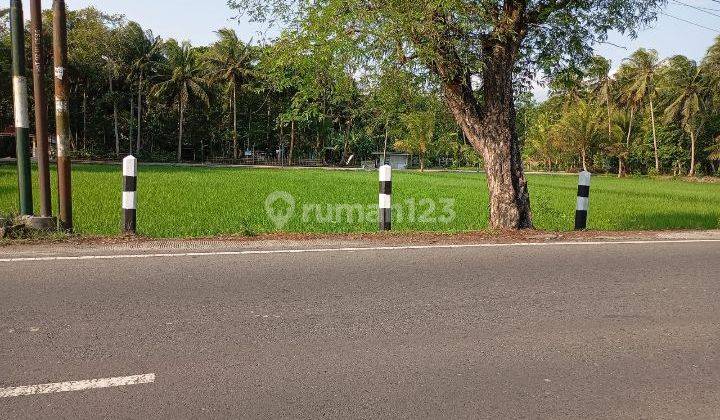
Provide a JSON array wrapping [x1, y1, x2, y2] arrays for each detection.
[[53, 0, 72, 230], [10, 0, 33, 216], [31, 0, 53, 218]]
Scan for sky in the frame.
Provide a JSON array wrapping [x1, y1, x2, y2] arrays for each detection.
[[19, 0, 720, 98]]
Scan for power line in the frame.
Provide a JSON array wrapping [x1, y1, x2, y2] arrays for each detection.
[[660, 11, 720, 33], [671, 0, 720, 19], [695, 4, 720, 12]]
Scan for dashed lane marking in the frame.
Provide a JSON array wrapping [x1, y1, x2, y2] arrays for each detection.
[[0, 373, 155, 398]]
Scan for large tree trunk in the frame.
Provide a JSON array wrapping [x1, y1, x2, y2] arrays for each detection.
[[650, 97, 659, 172], [581, 149, 587, 171], [438, 46, 532, 229], [479, 110, 532, 229]]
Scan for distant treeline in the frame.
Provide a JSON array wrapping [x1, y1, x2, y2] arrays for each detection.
[[524, 47, 720, 176], [2, 6, 720, 175], [0, 7, 468, 167]]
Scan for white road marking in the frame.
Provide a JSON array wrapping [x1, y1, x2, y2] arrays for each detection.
[[0, 239, 719, 263], [0, 373, 155, 398]]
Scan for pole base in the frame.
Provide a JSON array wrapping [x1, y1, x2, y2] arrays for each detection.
[[17, 215, 58, 231]]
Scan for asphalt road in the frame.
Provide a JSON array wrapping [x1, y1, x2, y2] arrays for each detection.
[[1, 239, 719, 418]]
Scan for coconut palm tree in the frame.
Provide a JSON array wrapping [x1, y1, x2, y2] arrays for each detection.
[[662, 56, 708, 177], [613, 67, 639, 166], [152, 41, 210, 162], [605, 111, 632, 177], [701, 35, 720, 94], [394, 111, 437, 172], [587, 56, 614, 147], [705, 135, 720, 174], [527, 111, 562, 171], [101, 55, 122, 157], [206, 29, 256, 160], [619, 48, 662, 172], [121, 22, 163, 153], [554, 99, 604, 171], [549, 68, 586, 110]]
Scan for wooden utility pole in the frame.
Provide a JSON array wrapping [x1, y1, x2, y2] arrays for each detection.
[[31, 0, 52, 218], [53, 0, 72, 230]]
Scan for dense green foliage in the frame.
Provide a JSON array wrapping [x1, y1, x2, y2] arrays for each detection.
[[1, 163, 718, 236], [231, 0, 666, 230], [0, 6, 463, 166], [523, 44, 720, 176], [1, 2, 671, 175]]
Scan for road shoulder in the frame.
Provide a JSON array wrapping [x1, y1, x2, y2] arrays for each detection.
[[1, 229, 720, 259]]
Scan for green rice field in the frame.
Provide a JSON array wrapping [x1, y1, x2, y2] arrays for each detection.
[[1, 163, 719, 237]]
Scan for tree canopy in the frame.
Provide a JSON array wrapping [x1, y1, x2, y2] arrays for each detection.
[[8, 2, 720, 183], [229, 0, 666, 228]]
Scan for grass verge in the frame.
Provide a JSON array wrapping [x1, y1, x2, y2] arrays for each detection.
[[1, 163, 718, 238]]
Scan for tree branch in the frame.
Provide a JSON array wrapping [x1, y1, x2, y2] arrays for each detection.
[[525, 0, 579, 26]]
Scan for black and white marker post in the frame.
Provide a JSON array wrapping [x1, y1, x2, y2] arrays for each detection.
[[574, 170, 591, 230], [122, 155, 137, 234], [379, 164, 391, 231]]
